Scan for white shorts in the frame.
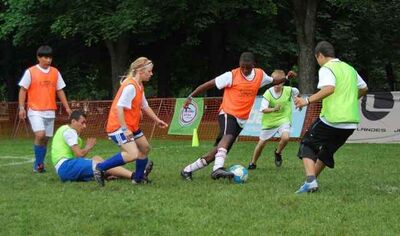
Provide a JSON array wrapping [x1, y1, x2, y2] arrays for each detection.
[[108, 128, 144, 146], [259, 123, 291, 141], [28, 115, 55, 137]]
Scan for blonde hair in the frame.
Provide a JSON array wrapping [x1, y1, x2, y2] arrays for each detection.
[[271, 69, 285, 78], [120, 57, 153, 84]]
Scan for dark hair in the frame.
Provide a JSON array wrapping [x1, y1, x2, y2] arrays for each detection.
[[36, 45, 53, 57], [239, 52, 256, 64], [314, 41, 335, 57], [69, 110, 86, 123]]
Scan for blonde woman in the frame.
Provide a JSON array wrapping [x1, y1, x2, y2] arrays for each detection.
[[94, 57, 168, 186]]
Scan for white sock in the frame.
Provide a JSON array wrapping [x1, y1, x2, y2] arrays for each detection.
[[184, 158, 207, 173], [213, 148, 227, 171]]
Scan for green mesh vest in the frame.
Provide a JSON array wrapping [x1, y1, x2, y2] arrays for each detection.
[[261, 86, 293, 129], [320, 61, 360, 124], [51, 125, 83, 165]]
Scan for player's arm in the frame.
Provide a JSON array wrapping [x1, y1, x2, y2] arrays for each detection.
[[142, 106, 168, 128], [70, 138, 96, 157], [261, 106, 281, 113], [184, 79, 216, 107], [294, 86, 335, 109], [57, 89, 72, 115], [358, 87, 368, 98], [271, 71, 297, 85], [18, 87, 27, 120], [357, 73, 368, 98]]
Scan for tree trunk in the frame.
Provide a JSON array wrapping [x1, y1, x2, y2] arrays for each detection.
[[385, 62, 395, 91], [105, 35, 130, 95], [293, 0, 318, 94]]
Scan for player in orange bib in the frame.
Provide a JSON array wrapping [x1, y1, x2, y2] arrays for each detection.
[[18, 45, 72, 173], [180, 52, 296, 181], [93, 57, 168, 187]]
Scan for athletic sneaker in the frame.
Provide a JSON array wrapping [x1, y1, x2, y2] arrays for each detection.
[[295, 180, 319, 194], [248, 163, 257, 170], [93, 166, 105, 187], [180, 169, 193, 181], [33, 163, 46, 173], [274, 149, 282, 167], [144, 160, 154, 179], [211, 168, 234, 180], [132, 178, 152, 185]]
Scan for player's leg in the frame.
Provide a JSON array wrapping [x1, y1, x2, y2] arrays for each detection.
[[274, 127, 290, 167], [248, 139, 267, 169], [211, 114, 242, 180], [93, 156, 133, 179], [132, 132, 153, 183], [28, 115, 51, 173]]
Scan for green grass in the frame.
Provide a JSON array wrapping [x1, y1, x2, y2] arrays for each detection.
[[0, 138, 399, 235]]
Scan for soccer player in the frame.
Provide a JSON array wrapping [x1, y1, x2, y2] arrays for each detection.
[[248, 70, 299, 170], [180, 52, 296, 181], [294, 41, 368, 193], [51, 110, 133, 182], [18, 45, 72, 173], [93, 57, 168, 187]]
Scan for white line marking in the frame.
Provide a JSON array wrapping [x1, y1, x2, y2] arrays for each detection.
[[0, 155, 34, 167]]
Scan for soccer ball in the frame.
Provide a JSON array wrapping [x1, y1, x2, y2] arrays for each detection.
[[228, 165, 248, 184]]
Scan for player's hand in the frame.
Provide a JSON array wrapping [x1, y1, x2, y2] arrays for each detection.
[[274, 105, 281, 112], [18, 107, 26, 120], [66, 107, 72, 116], [85, 137, 97, 150], [124, 129, 133, 141], [294, 97, 308, 109], [287, 71, 297, 79], [157, 119, 169, 128], [183, 97, 192, 108]]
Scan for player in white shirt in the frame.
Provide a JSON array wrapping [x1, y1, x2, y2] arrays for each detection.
[[18, 45, 72, 173]]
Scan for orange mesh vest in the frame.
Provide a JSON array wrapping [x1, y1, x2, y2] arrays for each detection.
[[27, 66, 59, 110], [219, 68, 263, 119], [106, 78, 143, 133]]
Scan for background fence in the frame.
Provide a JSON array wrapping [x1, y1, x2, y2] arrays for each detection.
[[0, 98, 322, 140]]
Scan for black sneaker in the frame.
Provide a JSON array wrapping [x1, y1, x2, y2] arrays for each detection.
[[132, 178, 152, 185], [181, 169, 193, 181], [144, 160, 153, 179], [211, 168, 234, 180], [93, 166, 105, 187], [274, 149, 282, 167], [248, 163, 257, 170]]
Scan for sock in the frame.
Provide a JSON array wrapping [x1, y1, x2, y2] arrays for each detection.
[[213, 147, 227, 171], [184, 158, 207, 173], [306, 175, 316, 183], [134, 158, 148, 182], [34, 145, 46, 167], [96, 153, 125, 171]]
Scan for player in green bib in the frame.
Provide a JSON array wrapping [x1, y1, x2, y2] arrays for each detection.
[[248, 70, 299, 169], [51, 110, 135, 182], [294, 41, 368, 193]]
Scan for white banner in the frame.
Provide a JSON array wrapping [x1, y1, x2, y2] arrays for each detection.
[[349, 92, 400, 143]]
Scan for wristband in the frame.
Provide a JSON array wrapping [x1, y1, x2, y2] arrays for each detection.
[[306, 97, 310, 105], [187, 95, 193, 99], [19, 106, 25, 110]]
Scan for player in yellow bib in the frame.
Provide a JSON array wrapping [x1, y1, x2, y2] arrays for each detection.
[[51, 110, 133, 182], [294, 41, 368, 193], [248, 70, 299, 169]]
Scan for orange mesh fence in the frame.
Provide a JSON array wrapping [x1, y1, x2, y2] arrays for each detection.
[[1, 98, 321, 140]]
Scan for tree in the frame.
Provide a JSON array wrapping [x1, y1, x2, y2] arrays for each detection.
[[292, 0, 318, 94]]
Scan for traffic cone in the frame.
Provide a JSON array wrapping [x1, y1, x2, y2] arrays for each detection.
[[192, 128, 199, 147]]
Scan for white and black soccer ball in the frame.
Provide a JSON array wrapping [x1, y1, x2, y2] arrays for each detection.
[[228, 164, 248, 184]]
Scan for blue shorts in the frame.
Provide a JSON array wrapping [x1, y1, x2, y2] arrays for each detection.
[[57, 158, 94, 182], [108, 128, 144, 146]]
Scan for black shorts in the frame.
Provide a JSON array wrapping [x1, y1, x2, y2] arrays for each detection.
[[297, 118, 354, 168], [214, 114, 243, 152]]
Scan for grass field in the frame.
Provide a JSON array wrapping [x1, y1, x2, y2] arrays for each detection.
[[0, 138, 399, 235]]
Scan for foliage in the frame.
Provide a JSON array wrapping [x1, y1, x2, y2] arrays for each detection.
[[0, 139, 399, 235]]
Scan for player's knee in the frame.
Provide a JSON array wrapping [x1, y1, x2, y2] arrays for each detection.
[[92, 156, 104, 162], [143, 144, 151, 156], [35, 132, 46, 141], [123, 149, 139, 162]]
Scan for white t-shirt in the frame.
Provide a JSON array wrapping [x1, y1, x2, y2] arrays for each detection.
[[63, 127, 79, 147], [215, 68, 274, 127], [318, 58, 367, 129], [116, 84, 149, 109], [260, 87, 300, 111], [18, 65, 66, 118]]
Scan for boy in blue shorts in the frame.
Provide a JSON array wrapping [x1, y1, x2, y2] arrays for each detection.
[[51, 110, 138, 182]]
